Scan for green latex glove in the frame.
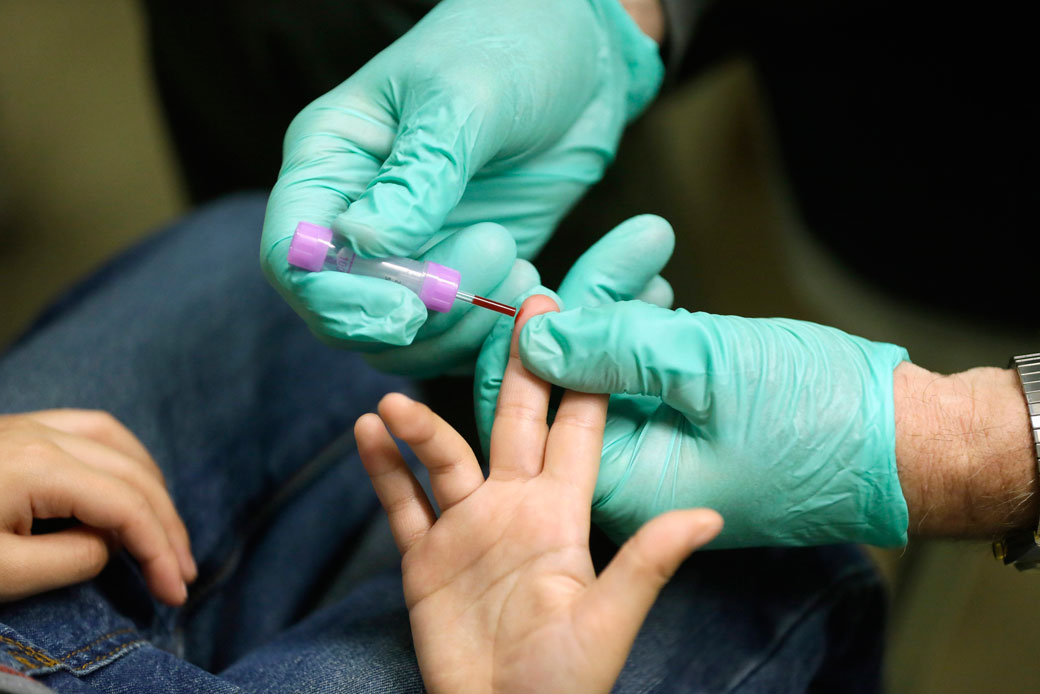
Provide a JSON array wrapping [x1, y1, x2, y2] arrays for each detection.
[[516, 302, 912, 548], [261, 0, 663, 376], [475, 214, 677, 457]]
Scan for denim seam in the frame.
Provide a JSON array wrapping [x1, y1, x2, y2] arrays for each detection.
[[58, 628, 136, 661], [0, 631, 145, 677], [69, 640, 146, 674], [0, 635, 61, 671], [720, 566, 879, 693]]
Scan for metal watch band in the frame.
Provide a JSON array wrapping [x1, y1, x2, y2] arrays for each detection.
[[1012, 353, 1040, 463], [992, 353, 1040, 570]]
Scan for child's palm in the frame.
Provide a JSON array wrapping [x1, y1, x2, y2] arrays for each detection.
[[356, 296, 721, 693]]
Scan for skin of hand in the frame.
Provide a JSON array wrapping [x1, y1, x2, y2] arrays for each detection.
[[261, 0, 664, 375], [0, 410, 196, 606], [894, 362, 1038, 537], [354, 295, 722, 694], [620, 0, 667, 42]]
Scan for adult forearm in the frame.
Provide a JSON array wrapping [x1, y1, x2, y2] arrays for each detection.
[[894, 362, 1038, 537], [619, 0, 666, 43]]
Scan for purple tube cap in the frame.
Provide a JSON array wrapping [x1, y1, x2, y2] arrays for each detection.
[[287, 222, 334, 272], [419, 262, 461, 313]]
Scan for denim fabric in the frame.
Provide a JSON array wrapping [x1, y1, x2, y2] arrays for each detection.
[[0, 193, 421, 692], [0, 193, 886, 692]]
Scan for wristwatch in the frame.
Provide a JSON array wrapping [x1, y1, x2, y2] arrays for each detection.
[[992, 353, 1040, 570]]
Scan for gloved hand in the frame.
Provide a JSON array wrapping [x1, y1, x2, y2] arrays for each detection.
[[475, 214, 677, 456], [261, 0, 663, 376], [516, 302, 912, 548]]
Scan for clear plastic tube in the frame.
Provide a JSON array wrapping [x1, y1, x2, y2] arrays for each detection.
[[287, 222, 516, 316], [326, 248, 428, 296]]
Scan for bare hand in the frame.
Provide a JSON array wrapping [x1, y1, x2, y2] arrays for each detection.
[[355, 296, 722, 693], [0, 410, 196, 606]]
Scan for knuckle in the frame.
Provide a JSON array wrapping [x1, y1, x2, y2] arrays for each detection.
[[495, 402, 548, 426], [15, 438, 63, 469], [397, 527, 427, 555], [71, 536, 109, 576], [550, 410, 604, 433], [0, 436, 61, 490], [0, 412, 30, 434], [81, 409, 123, 436], [383, 494, 417, 517], [403, 417, 438, 449], [122, 491, 154, 524], [78, 410, 136, 448], [427, 454, 467, 478]]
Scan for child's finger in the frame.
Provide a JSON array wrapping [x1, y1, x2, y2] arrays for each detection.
[[577, 509, 723, 664], [0, 527, 111, 602], [544, 390, 608, 501], [355, 413, 436, 554], [25, 409, 163, 484], [45, 430, 196, 583], [488, 295, 558, 482], [18, 457, 188, 606], [13, 411, 197, 581], [377, 393, 484, 512]]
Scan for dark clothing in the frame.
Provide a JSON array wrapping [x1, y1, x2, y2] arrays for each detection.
[[669, 0, 1034, 326], [143, 0, 1033, 327]]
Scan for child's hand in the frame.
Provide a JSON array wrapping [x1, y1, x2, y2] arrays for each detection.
[[0, 410, 196, 606], [355, 296, 723, 694]]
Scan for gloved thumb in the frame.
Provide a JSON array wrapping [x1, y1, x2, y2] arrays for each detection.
[[556, 214, 675, 310], [519, 302, 723, 415], [332, 96, 493, 259]]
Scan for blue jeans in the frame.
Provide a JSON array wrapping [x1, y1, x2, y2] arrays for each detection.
[[0, 194, 885, 693]]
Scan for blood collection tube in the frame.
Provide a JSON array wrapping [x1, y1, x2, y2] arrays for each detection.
[[286, 222, 517, 317]]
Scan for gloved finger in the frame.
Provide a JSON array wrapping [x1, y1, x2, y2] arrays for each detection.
[[519, 302, 720, 415], [634, 275, 674, 309], [262, 141, 382, 294], [333, 95, 492, 260], [556, 214, 675, 310], [452, 166, 595, 260], [262, 97, 427, 345], [410, 222, 517, 342], [271, 239, 428, 347], [366, 259, 539, 378], [332, 220, 518, 359], [473, 283, 559, 460], [263, 155, 429, 347], [600, 394, 663, 445]]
